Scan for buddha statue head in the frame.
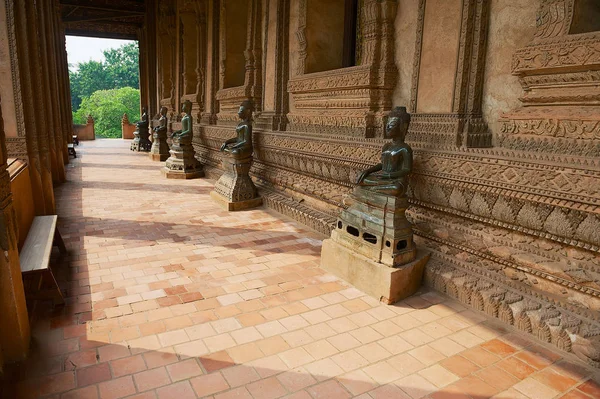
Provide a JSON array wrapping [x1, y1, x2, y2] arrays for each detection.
[[385, 106, 411, 141], [182, 100, 192, 115], [159, 106, 168, 118], [238, 99, 254, 121]]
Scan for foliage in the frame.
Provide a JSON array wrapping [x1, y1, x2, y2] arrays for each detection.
[[74, 87, 140, 138], [69, 42, 139, 111]]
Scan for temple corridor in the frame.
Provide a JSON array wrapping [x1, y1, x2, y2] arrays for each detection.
[[5, 140, 599, 399]]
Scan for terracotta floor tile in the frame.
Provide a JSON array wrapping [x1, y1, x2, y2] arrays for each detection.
[[133, 367, 171, 391], [111, 354, 147, 378], [190, 373, 230, 397], [61, 385, 99, 399], [278, 347, 315, 369], [369, 384, 412, 399], [533, 367, 578, 392], [475, 365, 519, 391], [199, 350, 236, 373], [515, 346, 560, 370], [143, 349, 179, 369], [38, 371, 77, 396], [256, 336, 291, 356], [460, 347, 500, 368], [77, 363, 112, 387], [306, 379, 352, 399], [395, 373, 437, 399], [336, 370, 378, 396], [304, 358, 345, 381], [330, 350, 370, 373], [513, 378, 560, 399], [166, 359, 204, 382], [407, 346, 446, 366], [276, 368, 318, 392], [245, 357, 284, 380], [227, 342, 264, 363], [577, 379, 600, 397], [98, 376, 137, 399], [480, 339, 518, 358], [362, 361, 403, 385], [156, 380, 196, 399], [451, 375, 499, 399], [496, 356, 536, 380], [418, 365, 459, 388], [246, 376, 288, 399], [222, 364, 261, 387]]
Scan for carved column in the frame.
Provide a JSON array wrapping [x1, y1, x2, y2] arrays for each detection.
[[56, 8, 73, 164], [25, 0, 55, 211], [13, 0, 51, 215], [39, 0, 65, 182], [256, 0, 289, 131], [0, 95, 30, 363]]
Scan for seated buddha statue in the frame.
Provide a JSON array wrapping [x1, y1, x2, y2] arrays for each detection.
[[153, 106, 168, 137], [220, 100, 254, 160], [356, 106, 413, 197], [172, 100, 193, 146]]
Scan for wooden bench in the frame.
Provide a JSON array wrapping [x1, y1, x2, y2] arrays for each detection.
[[68, 143, 76, 158], [20, 215, 67, 306]]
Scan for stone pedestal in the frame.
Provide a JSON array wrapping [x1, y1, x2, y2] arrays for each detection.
[[320, 187, 428, 303], [150, 130, 170, 161], [139, 126, 152, 152], [161, 137, 204, 179], [210, 155, 262, 211], [321, 240, 430, 304], [130, 129, 141, 151]]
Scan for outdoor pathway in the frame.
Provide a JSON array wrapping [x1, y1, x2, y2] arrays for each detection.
[[12, 139, 600, 399]]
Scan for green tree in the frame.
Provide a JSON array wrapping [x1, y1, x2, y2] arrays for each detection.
[[103, 43, 140, 89], [69, 42, 140, 111], [74, 87, 140, 138]]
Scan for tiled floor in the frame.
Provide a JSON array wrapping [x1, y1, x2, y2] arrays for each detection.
[[11, 139, 600, 398]]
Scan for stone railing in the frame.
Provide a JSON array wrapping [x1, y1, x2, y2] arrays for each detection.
[[121, 113, 136, 139], [72, 115, 95, 141]]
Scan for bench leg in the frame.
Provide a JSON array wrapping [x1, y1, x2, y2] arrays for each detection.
[[24, 270, 65, 306], [54, 228, 67, 254]]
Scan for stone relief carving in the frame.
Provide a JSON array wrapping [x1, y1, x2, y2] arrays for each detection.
[[287, 0, 398, 138]]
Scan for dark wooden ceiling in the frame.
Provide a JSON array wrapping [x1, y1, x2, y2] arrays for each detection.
[[59, 0, 146, 40]]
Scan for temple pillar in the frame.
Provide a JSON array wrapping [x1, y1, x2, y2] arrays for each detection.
[[0, 95, 30, 363], [38, 0, 65, 183], [23, 0, 55, 212], [13, 0, 52, 215]]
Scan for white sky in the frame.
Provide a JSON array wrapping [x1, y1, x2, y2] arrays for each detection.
[[66, 36, 136, 70]]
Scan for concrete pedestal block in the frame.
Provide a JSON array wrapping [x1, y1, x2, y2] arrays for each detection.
[[162, 139, 203, 179], [321, 238, 430, 304], [211, 155, 262, 211], [150, 131, 170, 162]]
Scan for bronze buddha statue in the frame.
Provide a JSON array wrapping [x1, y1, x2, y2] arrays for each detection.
[[172, 100, 193, 146], [220, 100, 254, 160], [357, 106, 413, 197], [154, 106, 168, 137]]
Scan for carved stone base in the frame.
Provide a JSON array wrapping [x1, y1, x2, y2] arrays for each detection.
[[334, 188, 416, 267], [150, 132, 170, 162], [162, 139, 203, 179], [130, 134, 140, 151], [211, 155, 261, 210], [150, 153, 169, 162], [210, 191, 263, 211], [321, 239, 430, 304], [161, 167, 204, 179]]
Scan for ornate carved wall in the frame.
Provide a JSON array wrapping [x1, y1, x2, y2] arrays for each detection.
[[158, 0, 600, 367]]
